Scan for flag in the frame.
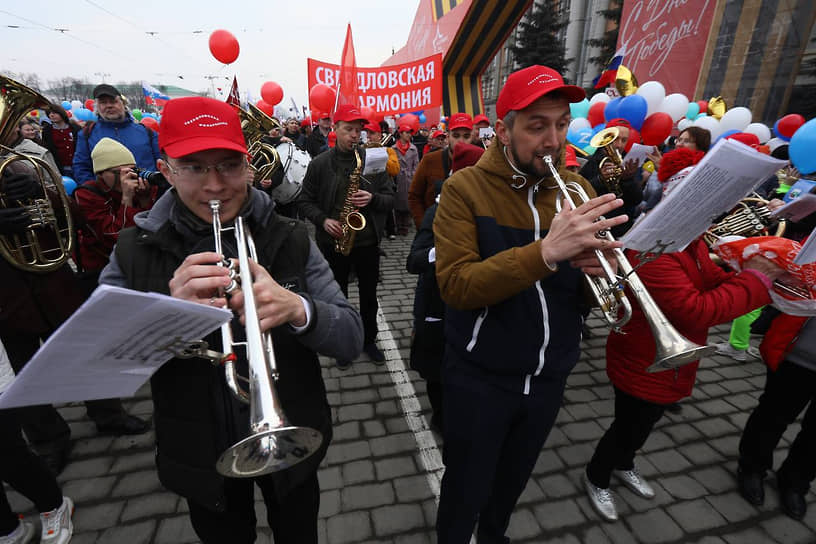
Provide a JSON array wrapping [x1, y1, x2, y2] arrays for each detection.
[[593, 47, 627, 89], [337, 24, 359, 109], [141, 82, 170, 112], [226, 76, 241, 108]]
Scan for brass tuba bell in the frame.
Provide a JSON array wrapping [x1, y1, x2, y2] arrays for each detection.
[[237, 103, 282, 184], [590, 126, 624, 196], [0, 75, 74, 273]]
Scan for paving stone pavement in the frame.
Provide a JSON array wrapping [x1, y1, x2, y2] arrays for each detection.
[[5, 231, 816, 543]]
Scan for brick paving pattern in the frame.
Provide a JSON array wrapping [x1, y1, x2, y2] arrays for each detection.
[[5, 232, 815, 543]]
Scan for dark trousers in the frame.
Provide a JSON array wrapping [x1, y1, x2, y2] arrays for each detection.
[[325, 244, 380, 346], [739, 360, 816, 494], [187, 472, 320, 544], [436, 376, 566, 544], [586, 387, 666, 489], [0, 409, 63, 535]]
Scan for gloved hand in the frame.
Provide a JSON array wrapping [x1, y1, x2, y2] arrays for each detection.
[[0, 207, 31, 235], [2, 172, 41, 202]]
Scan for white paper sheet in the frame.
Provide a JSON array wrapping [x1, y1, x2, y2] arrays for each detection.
[[624, 143, 654, 167], [621, 139, 788, 253], [0, 285, 232, 409], [794, 234, 816, 265], [771, 193, 816, 223], [362, 147, 389, 176]]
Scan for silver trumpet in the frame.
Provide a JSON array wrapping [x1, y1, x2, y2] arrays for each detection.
[[206, 200, 322, 477], [542, 155, 715, 373]]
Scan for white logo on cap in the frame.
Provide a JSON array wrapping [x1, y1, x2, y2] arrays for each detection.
[[528, 73, 559, 86], [184, 114, 228, 128]]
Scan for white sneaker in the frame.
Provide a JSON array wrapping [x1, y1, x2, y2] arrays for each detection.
[[614, 467, 655, 499], [715, 342, 756, 362], [39, 496, 73, 544], [0, 521, 34, 544], [584, 472, 618, 521]]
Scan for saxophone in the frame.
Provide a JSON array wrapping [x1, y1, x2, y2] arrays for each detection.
[[335, 146, 366, 256]]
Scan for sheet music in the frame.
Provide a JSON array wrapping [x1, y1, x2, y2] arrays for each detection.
[[0, 285, 232, 409], [771, 193, 816, 222], [624, 143, 654, 167], [794, 234, 816, 265], [622, 139, 788, 253], [363, 147, 389, 176]]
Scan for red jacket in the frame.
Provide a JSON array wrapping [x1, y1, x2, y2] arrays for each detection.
[[759, 314, 809, 371], [75, 180, 157, 271], [607, 239, 771, 404]]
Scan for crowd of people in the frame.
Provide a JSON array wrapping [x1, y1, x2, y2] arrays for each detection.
[[0, 62, 813, 544]]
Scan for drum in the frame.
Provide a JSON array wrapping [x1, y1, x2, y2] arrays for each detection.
[[272, 142, 310, 204]]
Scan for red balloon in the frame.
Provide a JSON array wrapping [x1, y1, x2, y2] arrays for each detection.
[[777, 114, 806, 139], [84, 99, 94, 111], [697, 100, 707, 114], [309, 84, 336, 113], [640, 112, 673, 145], [260, 81, 284, 106], [208, 29, 240, 64], [587, 102, 606, 127], [141, 117, 160, 132], [255, 100, 275, 117]]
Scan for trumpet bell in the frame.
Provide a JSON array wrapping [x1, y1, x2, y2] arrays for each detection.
[[590, 126, 620, 149], [216, 425, 323, 478], [646, 344, 717, 373]]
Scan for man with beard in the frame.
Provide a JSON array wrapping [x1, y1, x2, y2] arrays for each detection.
[[72, 84, 161, 185], [432, 65, 627, 543]]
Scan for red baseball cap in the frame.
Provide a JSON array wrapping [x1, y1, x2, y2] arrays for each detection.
[[473, 114, 490, 126], [564, 145, 580, 168], [364, 122, 380, 133], [399, 124, 414, 134], [333, 104, 367, 124], [300, 118, 312, 127], [448, 113, 473, 131], [496, 65, 585, 119], [431, 130, 446, 139], [159, 97, 246, 158], [725, 132, 761, 148]]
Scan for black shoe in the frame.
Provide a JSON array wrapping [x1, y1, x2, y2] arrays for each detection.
[[665, 402, 683, 414], [335, 359, 352, 370], [363, 343, 385, 364], [737, 468, 765, 506], [779, 486, 807, 520], [96, 414, 151, 436]]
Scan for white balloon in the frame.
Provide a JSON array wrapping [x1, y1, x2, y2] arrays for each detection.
[[659, 93, 690, 122], [636, 81, 666, 118], [743, 122, 772, 144], [677, 118, 693, 132], [569, 118, 591, 132], [694, 115, 721, 140], [71, 100, 83, 111], [719, 106, 752, 132], [589, 93, 611, 106]]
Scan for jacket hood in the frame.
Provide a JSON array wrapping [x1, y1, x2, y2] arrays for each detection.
[[134, 186, 274, 233], [475, 140, 568, 190]]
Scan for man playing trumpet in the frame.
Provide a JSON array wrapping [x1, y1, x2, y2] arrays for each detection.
[[100, 97, 362, 544]]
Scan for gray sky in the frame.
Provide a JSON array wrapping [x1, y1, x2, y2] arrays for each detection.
[[1, 0, 421, 107]]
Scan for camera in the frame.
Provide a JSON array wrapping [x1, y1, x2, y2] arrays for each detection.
[[131, 167, 167, 188]]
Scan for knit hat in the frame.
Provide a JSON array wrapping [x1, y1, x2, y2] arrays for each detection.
[[91, 138, 136, 173], [452, 143, 485, 173], [657, 147, 704, 182]]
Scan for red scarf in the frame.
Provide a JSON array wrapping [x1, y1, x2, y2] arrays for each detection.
[[396, 140, 411, 156]]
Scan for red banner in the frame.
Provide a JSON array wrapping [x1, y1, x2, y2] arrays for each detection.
[[307, 54, 443, 116], [617, 0, 718, 98]]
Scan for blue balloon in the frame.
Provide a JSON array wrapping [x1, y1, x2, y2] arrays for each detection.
[[61, 100, 72, 111], [715, 129, 740, 143], [419, 113, 427, 124], [592, 124, 606, 136], [569, 98, 590, 120], [61, 176, 77, 196], [686, 102, 700, 120], [773, 119, 792, 142], [603, 97, 622, 123], [789, 118, 816, 174], [568, 127, 593, 148], [695, 112, 708, 120], [617, 95, 648, 130]]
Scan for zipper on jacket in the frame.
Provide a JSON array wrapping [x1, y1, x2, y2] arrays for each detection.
[[466, 307, 489, 352], [524, 184, 551, 395]]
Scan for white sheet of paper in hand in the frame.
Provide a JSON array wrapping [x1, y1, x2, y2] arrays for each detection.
[[362, 147, 388, 175], [794, 234, 816, 265], [771, 193, 816, 223], [624, 143, 654, 167], [621, 139, 788, 253], [0, 285, 232, 409]]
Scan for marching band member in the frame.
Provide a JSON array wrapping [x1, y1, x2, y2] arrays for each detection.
[[297, 104, 395, 369], [432, 65, 625, 543], [99, 97, 362, 544]]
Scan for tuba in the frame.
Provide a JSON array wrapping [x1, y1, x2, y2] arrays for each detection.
[[0, 76, 74, 273], [543, 155, 716, 373], [590, 127, 624, 196], [237, 103, 282, 184], [704, 194, 785, 246], [335, 146, 366, 256]]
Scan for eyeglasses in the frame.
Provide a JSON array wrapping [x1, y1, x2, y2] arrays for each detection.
[[166, 158, 247, 180]]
